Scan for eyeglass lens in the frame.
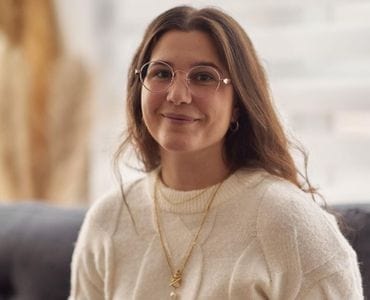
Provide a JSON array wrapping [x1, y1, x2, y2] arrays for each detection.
[[140, 61, 222, 96]]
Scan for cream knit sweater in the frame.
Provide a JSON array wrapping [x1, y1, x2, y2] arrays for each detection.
[[69, 169, 363, 299]]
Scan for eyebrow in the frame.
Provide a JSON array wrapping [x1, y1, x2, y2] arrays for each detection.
[[157, 59, 224, 72], [190, 61, 221, 69]]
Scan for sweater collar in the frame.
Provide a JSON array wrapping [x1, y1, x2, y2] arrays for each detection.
[[147, 168, 266, 214]]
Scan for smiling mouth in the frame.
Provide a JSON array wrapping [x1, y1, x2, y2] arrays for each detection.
[[161, 113, 200, 123]]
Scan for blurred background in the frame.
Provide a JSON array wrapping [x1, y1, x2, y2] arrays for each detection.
[[0, 0, 369, 206]]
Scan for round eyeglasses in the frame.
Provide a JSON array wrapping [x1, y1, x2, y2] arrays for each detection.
[[135, 61, 231, 97]]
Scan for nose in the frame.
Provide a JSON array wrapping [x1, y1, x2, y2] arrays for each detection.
[[166, 72, 192, 105]]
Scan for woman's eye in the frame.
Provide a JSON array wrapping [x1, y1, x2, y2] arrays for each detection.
[[156, 70, 172, 79], [191, 72, 216, 83], [147, 68, 172, 80]]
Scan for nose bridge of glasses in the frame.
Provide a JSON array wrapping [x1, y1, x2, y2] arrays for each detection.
[[172, 69, 191, 87]]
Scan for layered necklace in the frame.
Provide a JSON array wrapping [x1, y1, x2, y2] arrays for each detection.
[[153, 175, 224, 299]]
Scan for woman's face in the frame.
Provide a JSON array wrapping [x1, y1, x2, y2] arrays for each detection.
[[141, 30, 235, 158]]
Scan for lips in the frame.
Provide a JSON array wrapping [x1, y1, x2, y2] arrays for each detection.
[[161, 113, 200, 123]]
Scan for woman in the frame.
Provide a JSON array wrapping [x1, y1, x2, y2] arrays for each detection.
[[69, 6, 363, 299]]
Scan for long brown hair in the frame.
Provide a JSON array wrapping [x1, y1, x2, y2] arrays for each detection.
[[115, 5, 319, 201]]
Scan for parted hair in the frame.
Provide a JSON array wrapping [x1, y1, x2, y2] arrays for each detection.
[[115, 5, 319, 198]]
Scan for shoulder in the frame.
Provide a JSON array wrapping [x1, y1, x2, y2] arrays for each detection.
[[72, 175, 152, 260], [83, 174, 151, 235], [220, 169, 332, 230], [228, 169, 301, 209], [228, 168, 274, 201], [256, 175, 337, 237], [255, 175, 363, 297], [256, 174, 357, 275]]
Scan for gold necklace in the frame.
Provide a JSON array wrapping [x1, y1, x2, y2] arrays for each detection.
[[154, 175, 224, 299]]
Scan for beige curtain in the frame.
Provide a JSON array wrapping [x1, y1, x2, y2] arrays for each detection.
[[0, 0, 90, 205]]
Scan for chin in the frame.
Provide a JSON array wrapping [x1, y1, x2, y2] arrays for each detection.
[[161, 142, 194, 153], [156, 132, 196, 152]]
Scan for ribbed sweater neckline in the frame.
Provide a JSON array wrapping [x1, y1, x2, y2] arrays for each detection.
[[157, 178, 220, 214], [150, 168, 265, 214]]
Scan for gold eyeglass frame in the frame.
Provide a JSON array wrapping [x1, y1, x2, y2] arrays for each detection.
[[135, 60, 231, 94]]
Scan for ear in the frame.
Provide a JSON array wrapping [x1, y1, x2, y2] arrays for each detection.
[[231, 105, 239, 123]]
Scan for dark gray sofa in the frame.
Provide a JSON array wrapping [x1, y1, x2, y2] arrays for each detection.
[[0, 202, 86, 300], [0, 202, 369, 299]]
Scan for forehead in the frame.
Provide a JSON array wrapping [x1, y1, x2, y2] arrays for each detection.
[[150, 30, 224, 69]]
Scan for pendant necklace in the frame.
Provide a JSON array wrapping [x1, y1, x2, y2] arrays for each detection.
[[154, 175, 224, 299]]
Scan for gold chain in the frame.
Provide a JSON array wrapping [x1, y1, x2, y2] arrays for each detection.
[[154, 175, 224, 297]]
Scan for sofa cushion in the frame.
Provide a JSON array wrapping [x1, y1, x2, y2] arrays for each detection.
[[0, 202, 86, 300], [333, 204, 370, 298]]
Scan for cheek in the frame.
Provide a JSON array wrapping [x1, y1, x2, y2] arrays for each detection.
[[141, 90, 154, 116], [212, 94, 234, 125], [141, 91, 152, 130], [141, 90, 162, 129]]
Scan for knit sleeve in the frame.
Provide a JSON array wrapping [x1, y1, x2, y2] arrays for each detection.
[[69, 193, 119, 300], [300, 269, 363, 299], [256, 179, 364, 300], [68, 221, 104, 299]]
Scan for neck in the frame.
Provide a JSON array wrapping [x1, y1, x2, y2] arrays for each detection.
[[160, 148, 231, 191]]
